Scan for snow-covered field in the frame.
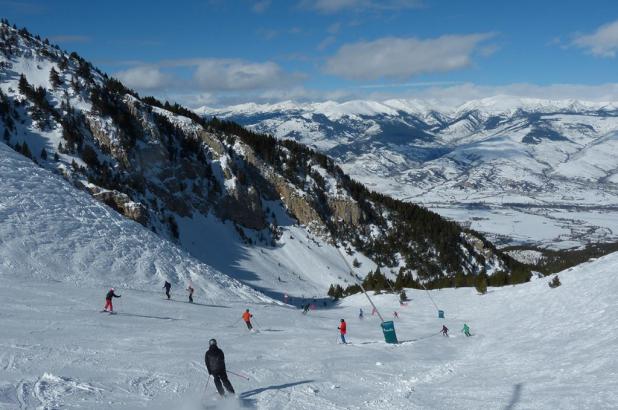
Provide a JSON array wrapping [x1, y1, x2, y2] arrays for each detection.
[[1, 253, 617, 409]]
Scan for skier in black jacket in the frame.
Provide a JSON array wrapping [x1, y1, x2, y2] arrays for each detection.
[[205, 339, 235, 396], [163, 281, 171, 300]]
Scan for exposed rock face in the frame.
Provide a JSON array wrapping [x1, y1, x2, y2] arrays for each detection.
[[216, 184, 266, 230], [85, 117, 130, 168], [239, 144, 325, 227], [274, 179, 322, 226], [327, 198, 363, 226], [88, 186, 149, 225], [462, 233, 501, 267]]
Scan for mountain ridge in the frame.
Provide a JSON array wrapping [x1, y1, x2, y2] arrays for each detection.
[[202, 95, 618, 248], [0, 21, 528, 297]]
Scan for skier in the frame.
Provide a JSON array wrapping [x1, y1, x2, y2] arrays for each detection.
[[302, 304, 310, 314], [371, 307, 377, 316], [187, 283, 194, 303], [242, 309, 253, 330], [393, 311, 399, 319], [163, 281, 171, 300], [359, 308, 364, 319], [441, 325, 449, 337], [205, 339, 235, 397], [103, 288, 121, 313], [338, 319, 347, 344], [462, 323, 471, 337]]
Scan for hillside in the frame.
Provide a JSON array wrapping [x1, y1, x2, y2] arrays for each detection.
[[0, 138, 266, 302], [0, 237, 616, 408], [0, 21, 525, 295], [203, 97, 618, 249]]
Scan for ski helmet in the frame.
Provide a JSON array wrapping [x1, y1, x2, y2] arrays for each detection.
[[209, 339, 217, 346], [246, 309, 250, 312], [110, 288, 115, 291], [340, 319, 344, 322]]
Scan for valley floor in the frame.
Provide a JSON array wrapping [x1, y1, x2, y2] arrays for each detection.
[[1, 253, 617, 409]]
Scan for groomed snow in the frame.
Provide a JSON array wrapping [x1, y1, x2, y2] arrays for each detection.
[[0, 249, 616, 408]]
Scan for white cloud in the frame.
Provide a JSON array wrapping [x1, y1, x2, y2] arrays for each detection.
[[113, 59, 304, 98], [150, 81, 618, 109], [114, 66, 172, 90], [301, 0, 422, 13], [324, 34, 495, 80], [191, 59, 303, 91], [572, 19, 618, 57]]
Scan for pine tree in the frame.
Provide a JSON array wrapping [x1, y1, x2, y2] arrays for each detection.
[[18, 74, 30, 95], [475, 272, 488, 294], [58, 58, 68, 71], [40, 148, 47, 160], [49, 67, 61, 88], [20, 141, 32, 158]]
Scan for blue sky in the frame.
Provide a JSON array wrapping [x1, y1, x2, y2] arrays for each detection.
[[3, 0, 618, 107]]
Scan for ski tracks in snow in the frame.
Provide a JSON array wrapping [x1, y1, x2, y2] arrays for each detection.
[[5, 373, 103, 410]]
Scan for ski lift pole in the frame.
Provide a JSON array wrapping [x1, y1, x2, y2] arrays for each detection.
[[336, 246, 385, 322], [336, 246, 397, 343], [418, 280, 443, 318]]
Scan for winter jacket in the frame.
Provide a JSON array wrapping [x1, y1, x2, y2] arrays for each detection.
[[105, 290, 120, 300], [205, 346, 226, 374], [163, 282, 171, 290], [338, 321, 347, 335], [242, 311, 252, 322]]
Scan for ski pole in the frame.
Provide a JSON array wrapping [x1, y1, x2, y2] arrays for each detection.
[[227, 370, 250, 380], [229, 317, 242, 327], [204, 374, 211, 394], [252, 318, 261, 329]]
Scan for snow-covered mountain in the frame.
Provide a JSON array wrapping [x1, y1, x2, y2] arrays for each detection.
[[201, 97, 618, 248], [0, 22, 523, 298]]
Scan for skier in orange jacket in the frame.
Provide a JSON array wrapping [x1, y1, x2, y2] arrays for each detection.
[[242, 309, 253, 330]]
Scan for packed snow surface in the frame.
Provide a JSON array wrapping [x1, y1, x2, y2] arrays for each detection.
[[0, 252, 616, 409]]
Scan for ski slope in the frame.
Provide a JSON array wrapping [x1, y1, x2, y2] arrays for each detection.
[[0, 141, 266, 302], [1, 129, 617, 409], [0, 249, 616, 408]]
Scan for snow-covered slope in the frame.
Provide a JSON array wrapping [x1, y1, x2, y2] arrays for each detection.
[[0, 141, 267, 302], [0, 236, 616, 408], [203, 97, 618, 248]]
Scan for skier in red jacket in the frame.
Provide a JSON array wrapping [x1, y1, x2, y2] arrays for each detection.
[[103, 288, 121, 312], [338, 319, 347, 344]]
